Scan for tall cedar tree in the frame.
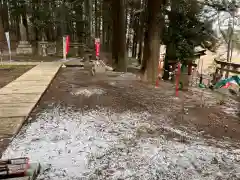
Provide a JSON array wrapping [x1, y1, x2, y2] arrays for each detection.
[[141, 0, 165, 83]]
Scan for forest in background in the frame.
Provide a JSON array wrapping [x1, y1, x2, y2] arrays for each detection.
[[0, 0, 239, 82]]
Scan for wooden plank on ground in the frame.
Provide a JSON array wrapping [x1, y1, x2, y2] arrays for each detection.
[[0, 102, 36, 108], [0, 106, 35, 118], [0, 94, 41, 104], [0, 86, 47, 94], [3, 82, 50, 89], [0, 62, 61, 144], [0, 117, 25, 135]]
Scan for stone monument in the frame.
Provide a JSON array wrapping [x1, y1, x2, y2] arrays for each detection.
[[71, 30, 81, 57], [16, 16, 33, 55], [38, 33, 48, 57]]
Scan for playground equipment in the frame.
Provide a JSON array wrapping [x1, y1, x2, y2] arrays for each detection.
[[209, 59, 240, 92], [214, 75, 240, 89]]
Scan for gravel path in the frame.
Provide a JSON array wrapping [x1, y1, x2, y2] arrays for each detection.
[[3, 105, 240, 180]]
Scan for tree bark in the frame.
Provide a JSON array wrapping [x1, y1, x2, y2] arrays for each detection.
[[132, 15, 138, 58], [106, 25, 112, 51], [85, 0, 93, 46], [1, 1, 9, 32], [102, 0, 112, 52], [0, 17, 4, 42], [102, 0, 110, 51], [162, 0, 178, 80], [126, 5, 131, 56], [95, 0, 100, 38], [0, 2, 4, 42], [141, 0, 164, 83], [137, 0, 146, 65], [112, 0, 127, 71]]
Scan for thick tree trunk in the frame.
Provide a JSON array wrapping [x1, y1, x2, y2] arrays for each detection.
[[132, 15, 138, 58], [85, 0, 92, 45], [112, 0, 127, 71], [89, 0, 93, 41], [132, 36, 137, 58], [103, 0, 112, 52], [162, 0, 178, 80], [95, 0, 100, 38], [0, 2, 4, 41], [0, 1, 9, 42], [112, 9, 117, 64], [137, 0, 146, 65], [126, 6, 131, 56], [111, 0, 117, 64], [15, 17, 20, 41], [102, 0, 110, 51], [107, 25, 112, 51], [1, 1, 9, 32], [137, 38, 143, 64], [141, 0, 164, 83], [0, 17, 4, 42]]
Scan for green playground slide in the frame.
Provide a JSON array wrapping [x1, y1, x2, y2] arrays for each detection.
[[214, 75, 240, 89]]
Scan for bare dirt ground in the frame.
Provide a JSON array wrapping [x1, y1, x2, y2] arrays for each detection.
[[0, 66, 33, 88], [2, 67, 240, 179]]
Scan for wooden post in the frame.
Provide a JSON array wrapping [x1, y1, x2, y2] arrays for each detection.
[[176, 62, 181, 97], [188, 63, 193, 75]]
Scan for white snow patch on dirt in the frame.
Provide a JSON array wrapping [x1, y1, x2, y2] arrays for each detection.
[[71, 88, 105, 97], [3, 106, 240, 180], [221, 99, 240, 118], [112, 72, 138, 81], [108, 81, 117, 86]]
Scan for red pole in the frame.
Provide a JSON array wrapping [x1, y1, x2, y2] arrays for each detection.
[[66, 35, 70, 55], [175, 62, 181, 97], [95, 38, 100, 59]]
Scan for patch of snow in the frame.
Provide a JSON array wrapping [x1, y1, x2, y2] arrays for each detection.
[[223, 107, 239, 117], [117, 72, 138, 80], [120, 72, 135, 78], [108, 81, 117, 86], [162, 126, 194, 140], [3, 106, 240, 180], [221, 99, 240, 118], [71, 88, 105, 97]]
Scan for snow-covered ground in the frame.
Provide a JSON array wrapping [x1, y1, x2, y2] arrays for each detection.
[[71, 87, 105, 97], [3, 104, 240, 180]]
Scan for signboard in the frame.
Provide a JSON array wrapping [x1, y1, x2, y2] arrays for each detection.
[[47, 42, 56, 55]]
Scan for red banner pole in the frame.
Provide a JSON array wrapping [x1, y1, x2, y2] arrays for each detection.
[[66, 35, 70, 55], [95, 38, 100, 59]]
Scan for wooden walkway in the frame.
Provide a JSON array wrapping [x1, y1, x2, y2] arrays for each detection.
[[0, 62, 62, 137], [0, 61, 41, 66]]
